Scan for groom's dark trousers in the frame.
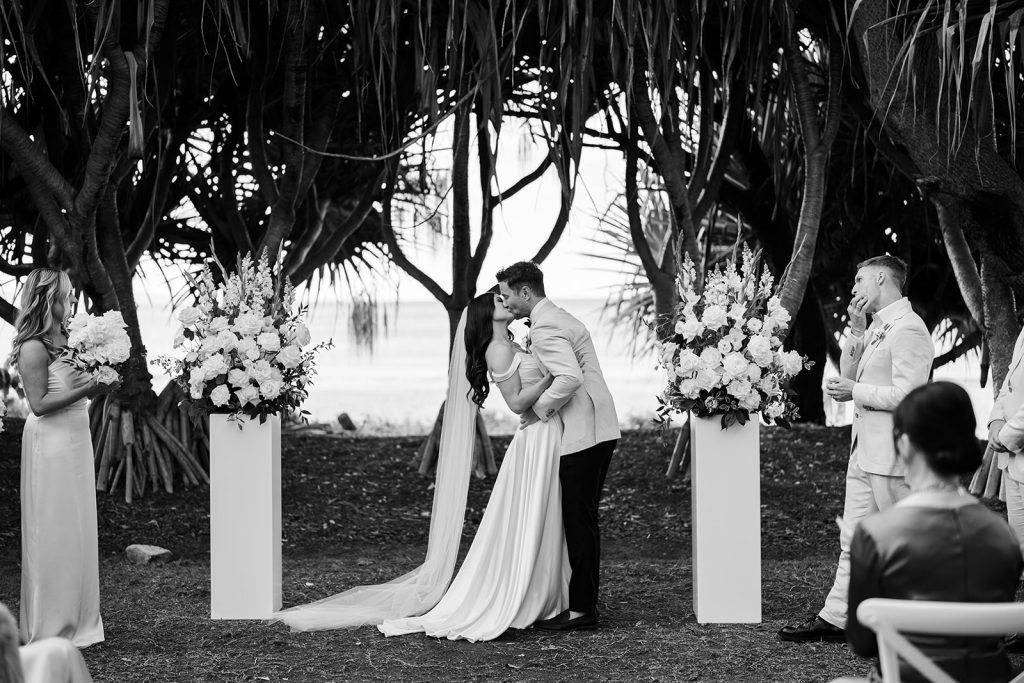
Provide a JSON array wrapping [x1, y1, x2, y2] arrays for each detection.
[[560, 438, 617, 613]]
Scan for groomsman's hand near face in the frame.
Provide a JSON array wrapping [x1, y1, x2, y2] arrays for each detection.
[[826, 377, 856, 402], [847, 296, 869, 336], [989, 419, 1010, 452]]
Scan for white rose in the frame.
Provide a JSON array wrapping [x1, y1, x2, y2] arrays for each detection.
[[259, 378, 284, 399], [289, 322, 312, 347], [728, 325, 746, 346], [209, 316, 230, 333], [247, 359, 274, 382], [727, 378, 753, 399], [675, 317, 706, 342], [717, 339, 733, 355], [276, 345, 302, 369], [189, 381, 204, 399], [766, 401, 786, 419], [227, 368, 251, 387], [104, 339, 131, 363], [778, 350, 804, 377], [695, 368, 719, 391], [177, 306, 202, 327], [739, 391, 761, 411], [746, 364, 762, 383], [234, 313, 263, 337], [185, 351, 198, 363], [216, 330, 238, 352], [746, 318, 763, 334], [236, 384, 261, 406], [722, 352, 749, 380], [201, 353, 229, 381], [189, 367, 205, 385], [699, 347, 722, 368], [678, 379, 700, 399], [257, 331, 282, 352], [235, 338, 259, 361], [701, 305, 729, 330], [677, 349, 701, 375], [759, 374, 780, 395], [747, 335, 775, 368], [210, 384, 231, 407], [94, 365, 120, 385]]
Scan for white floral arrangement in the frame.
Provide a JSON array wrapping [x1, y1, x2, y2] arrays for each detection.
[[655, 247, 813, 429], [66, 311, 131, 385], [155, 253, 330, 423]]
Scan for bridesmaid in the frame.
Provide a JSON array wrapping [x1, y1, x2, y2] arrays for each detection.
[[12, 268, 114, 647]]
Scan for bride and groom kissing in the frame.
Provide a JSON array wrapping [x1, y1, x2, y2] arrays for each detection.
[[274, 261, 620, 641]]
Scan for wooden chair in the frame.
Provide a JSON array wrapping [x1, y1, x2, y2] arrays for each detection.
[[841, 598, 1024, 683]]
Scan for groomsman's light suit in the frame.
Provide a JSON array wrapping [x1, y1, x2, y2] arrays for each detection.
[[529, 298, 620, 613], [819, 297, 934, 629], [988, 325, 1024, 556]]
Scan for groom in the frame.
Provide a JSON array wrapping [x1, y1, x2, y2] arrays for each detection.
[[496, 261, 620, 632]]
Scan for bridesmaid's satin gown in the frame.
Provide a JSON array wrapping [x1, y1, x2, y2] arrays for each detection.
[[20, 358, 104, 647], [379, 351, 569, 642]]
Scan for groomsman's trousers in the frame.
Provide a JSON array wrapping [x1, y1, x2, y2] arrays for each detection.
[[560, 439, 617, 613], [1003, 470, 1024, 558], [818, 449, 909, 629]]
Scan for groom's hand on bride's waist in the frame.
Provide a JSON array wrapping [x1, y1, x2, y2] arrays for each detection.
[[519, 408, 540, 429]]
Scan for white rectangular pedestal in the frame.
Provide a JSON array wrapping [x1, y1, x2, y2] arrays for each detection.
[[691, 413, 761, 623], [209, 414, 282, 619]]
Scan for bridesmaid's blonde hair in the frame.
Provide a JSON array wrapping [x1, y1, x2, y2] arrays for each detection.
[[0, 603, 22, 683], [9, 268, 73, 368]]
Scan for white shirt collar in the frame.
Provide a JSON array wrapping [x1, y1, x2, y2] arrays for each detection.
[[873, 297, 911, 325]]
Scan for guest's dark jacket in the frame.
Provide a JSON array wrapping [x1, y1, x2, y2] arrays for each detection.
[[848, 496, 1023, 683]]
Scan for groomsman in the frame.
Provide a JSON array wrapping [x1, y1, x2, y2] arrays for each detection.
[[987, 324, 1024, 554], [987, 320, 1024, 653], [779, 255, 934, 643]]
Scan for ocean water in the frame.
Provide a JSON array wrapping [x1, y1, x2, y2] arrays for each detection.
[[0, 297, 994, 436]]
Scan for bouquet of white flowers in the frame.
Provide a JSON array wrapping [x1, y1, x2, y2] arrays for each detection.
[[66, 310, 132, 385], [155, 253, 329, 423], [655, 247, 812, 428]]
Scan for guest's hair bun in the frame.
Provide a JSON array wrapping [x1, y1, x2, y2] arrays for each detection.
[[893, 382, 980, 476]]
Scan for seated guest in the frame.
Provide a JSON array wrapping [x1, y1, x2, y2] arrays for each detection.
[[0, 604, 93, 683], [847, 382, 1023, 683]]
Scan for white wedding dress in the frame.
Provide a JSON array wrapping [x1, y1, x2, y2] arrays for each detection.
[[378, 351, 569, 641]]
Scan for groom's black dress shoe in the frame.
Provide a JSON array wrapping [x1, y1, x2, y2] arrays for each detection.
[[533, 609, 599, 631], [778, 616, 846, 643]]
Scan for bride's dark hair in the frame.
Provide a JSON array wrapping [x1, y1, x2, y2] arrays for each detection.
[[464, 287, 509, 407]]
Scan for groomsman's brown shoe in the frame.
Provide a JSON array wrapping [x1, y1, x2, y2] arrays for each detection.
[[778, 615, 845, 643]]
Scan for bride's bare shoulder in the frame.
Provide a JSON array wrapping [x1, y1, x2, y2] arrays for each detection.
[[484, 340, 515, 371]]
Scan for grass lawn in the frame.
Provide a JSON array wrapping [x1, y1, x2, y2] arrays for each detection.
[[0, 421, 1014, 682]]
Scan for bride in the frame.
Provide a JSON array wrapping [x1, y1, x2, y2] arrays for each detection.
[[275, 289, 569, 641]]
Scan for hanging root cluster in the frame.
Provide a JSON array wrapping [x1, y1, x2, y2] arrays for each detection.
[[90, 383, 209, 503]]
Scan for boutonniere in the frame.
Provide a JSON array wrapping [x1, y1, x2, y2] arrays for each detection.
[[870, 322, 894, 346]]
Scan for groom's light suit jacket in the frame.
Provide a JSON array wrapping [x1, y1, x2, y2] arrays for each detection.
[[839, 297, 933, 477], [989, 326, 1024, 484], [528, 298, 620, 456]]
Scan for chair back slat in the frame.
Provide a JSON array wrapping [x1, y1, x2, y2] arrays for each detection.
[[856, 599, 1024, 683]]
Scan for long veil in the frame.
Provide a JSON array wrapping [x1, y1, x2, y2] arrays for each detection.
[[272, 309, 477, 630]]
